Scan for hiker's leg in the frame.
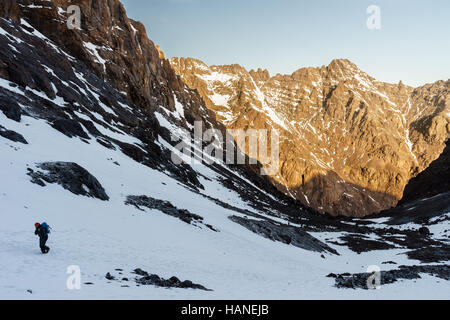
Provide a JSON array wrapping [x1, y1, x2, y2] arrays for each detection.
[[43, 236, 49, 253], [40, 237, 48, 253]]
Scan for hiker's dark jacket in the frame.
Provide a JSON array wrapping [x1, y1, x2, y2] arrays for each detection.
[[35, 226, 48, 239]]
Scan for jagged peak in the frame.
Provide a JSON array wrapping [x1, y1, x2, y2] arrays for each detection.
[[155, 44, 165, 60], [290, 66, 321, 81], [327, 58, 359, 71], [323, 58, 381, 87], [249, 68, 270, 82], [211, 63, 248, 75], [170, 56, 205, 64], [169, 57, 211, 73]]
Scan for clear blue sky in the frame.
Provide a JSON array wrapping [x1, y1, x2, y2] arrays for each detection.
[[121, 0, 449, 87]]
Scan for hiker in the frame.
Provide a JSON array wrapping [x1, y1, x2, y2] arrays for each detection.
[[34, 222, 50, 254]]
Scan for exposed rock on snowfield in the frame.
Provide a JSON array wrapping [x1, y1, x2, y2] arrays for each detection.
[[0, 124, 27, 143], [170, 58, 449, 216], [125, 195, 217, 231], [51, 118, 90, 139], [27, 162, 110, 200], [333, 265, 450, 289], [0, 101, 22, 121], [405, 246, 450, 263], [229, 215, 338, 254], [133, 268, 211, 291]]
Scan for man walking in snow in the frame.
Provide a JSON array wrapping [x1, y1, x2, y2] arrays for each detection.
[[34, 222, 50, 254]]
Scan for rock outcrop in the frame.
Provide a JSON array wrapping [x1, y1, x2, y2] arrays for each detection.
[[332, 265, 450, 289], [0, 0, 220, 142], [399, 139, 450, 204], [27, 162, 109, 200], [0, 125, 27, 144], [0, 0, 227, 192], [133, 268, 211, 291], [229, 215, 338, 254], [125, 195, 218, 231], [372, 138, 450, 226]]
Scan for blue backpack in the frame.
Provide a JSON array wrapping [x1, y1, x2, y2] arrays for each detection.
[[41, 222, 51, 234]]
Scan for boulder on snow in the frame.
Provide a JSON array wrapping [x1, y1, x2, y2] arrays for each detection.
[[418, 227, 431, 236], [27, 162, 109, 200], [0, 102, 22, 121], [105, 272, 115, 280], [0, 125, 27, 144], [334, 265, 450, 289], [229, 215, 338, 254], [405, 245, 450, 263], [130, 268, 211, 291], [125, 195, 218, 231], [51, 118, 90, 139]]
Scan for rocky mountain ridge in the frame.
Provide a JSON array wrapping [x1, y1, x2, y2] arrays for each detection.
[[170, 57, 450, 216]]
